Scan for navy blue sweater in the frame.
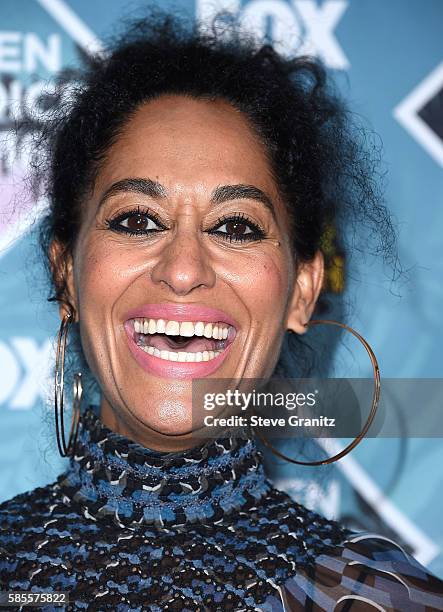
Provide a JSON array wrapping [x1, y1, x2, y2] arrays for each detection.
[[1, 407, 442, 610]]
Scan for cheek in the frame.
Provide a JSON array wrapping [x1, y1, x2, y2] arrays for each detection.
[[220, 250, 291, 321], [222, 250, 292, 377], [76, 238, 139, 305], [73, 238, 140, 372]]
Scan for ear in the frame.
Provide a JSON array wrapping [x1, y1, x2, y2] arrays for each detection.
[[49, 239, 78, 322], [286, 250, 324, 334]]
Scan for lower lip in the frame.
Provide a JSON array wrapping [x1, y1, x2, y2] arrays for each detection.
[[123, 322, 234, 380]]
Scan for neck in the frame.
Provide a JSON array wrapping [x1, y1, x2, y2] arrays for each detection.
[[58, 405, 271, 530]]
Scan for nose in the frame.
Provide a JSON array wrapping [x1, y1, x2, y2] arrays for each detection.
[[150, 227, 216, 296]]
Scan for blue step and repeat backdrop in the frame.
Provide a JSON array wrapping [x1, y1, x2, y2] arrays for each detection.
[[1, 0, 442, 577]]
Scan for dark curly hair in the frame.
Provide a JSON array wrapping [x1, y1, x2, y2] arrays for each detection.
[[25, 7, 397, 385]]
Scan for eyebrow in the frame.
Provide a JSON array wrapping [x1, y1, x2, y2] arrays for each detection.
[[97, 178, 167, 207], [210, 184, 276, 219], [97, 177, 277, 219]]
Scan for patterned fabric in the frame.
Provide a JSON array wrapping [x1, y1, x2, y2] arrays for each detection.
[[274, 533, 443, 611], [0, 406, 442, 611]]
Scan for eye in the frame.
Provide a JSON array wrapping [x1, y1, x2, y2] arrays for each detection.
[[105, 206, 167, 236], [209, 214, 265, 243]]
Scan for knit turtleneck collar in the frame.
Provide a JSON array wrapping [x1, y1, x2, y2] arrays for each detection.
[[58, 406, 271, 531]]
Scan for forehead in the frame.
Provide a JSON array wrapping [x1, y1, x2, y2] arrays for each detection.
[[93, 94, 281, 202]]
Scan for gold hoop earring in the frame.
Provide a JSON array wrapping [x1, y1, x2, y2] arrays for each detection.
[[252, 319, 380, 466], [54, 310, 82, 457]]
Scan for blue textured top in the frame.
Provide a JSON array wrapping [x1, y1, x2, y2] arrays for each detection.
[[1, 406, 442, 611]]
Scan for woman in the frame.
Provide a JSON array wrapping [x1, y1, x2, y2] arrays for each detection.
[[1, 10, 442, 611]]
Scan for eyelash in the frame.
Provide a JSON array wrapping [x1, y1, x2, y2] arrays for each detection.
[[209, 212, 265, 242], [105, 207, 266, 243], [105, 206, 167, 237]]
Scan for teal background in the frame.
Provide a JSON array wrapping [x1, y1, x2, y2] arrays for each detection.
[[0, 0, 442, 577]]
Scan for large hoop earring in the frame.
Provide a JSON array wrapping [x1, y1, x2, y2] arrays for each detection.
[[252, 319, 380, 466], [54, 310, 82, 457]]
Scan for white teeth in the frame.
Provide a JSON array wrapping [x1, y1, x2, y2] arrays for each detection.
[[179, 322, 194, 337], [194, 322, 205, 336], [139, 346, 222, 362], [133, 318, 232, 340], [133, 317, 232, 364], [165, 320, 180, 335]]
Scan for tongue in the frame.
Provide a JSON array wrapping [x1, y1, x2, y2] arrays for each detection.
[[145, 334, 217, 352]]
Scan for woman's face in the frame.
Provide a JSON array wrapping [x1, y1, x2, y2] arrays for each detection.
[[61, 95, 323, 450]]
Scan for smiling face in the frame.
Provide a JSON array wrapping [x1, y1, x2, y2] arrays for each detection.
[[56, 95, 324, 450]]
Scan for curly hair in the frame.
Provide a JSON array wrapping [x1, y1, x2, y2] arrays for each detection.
[[26, 7, 397, 381]]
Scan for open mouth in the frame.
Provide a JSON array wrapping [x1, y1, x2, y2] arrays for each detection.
[[130, 318, 236, 362]]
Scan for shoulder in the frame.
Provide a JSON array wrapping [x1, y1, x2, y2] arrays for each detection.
[[0, 479, 63, 519], [0, 482, 58, 514], [0, 475, 86, 559], [0, 481, 62, 553], [0, 477, 89, 589], [265, 531, 443, 611]]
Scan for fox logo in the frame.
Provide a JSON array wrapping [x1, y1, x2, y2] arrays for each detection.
[[196, 0, 349, 69]]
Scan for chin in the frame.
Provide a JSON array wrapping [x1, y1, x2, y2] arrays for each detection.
[[137, 397, 195, 436]]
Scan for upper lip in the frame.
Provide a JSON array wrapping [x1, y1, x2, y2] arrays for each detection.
[[123, 303, 239, 329]]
